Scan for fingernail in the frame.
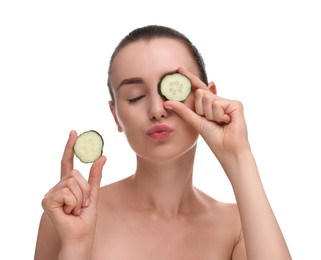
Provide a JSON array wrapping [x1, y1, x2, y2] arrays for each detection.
[[102, 156, 107, 165], [75, 208, 81, 216], [84, 197, 91, 207], [164, 103, 173, 110]]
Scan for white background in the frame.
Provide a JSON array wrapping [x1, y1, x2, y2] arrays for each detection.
[[1, 0, 320, 259]]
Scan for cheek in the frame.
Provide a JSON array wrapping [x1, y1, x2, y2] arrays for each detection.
[[116, 105, 144, 143], [117, 117, 135, 136], [180, 120, 199, 145], [115, 103, 136, 129]]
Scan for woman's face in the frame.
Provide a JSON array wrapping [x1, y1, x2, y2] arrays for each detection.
[[109, 38, 200, 162]]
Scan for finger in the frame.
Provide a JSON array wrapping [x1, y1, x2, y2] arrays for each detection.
[[61, 130, 78, 179], [49, 171, 85, 215], [194, 90, 204, 116], [203, 97, 215, 121], [42, 187, 77, 216], [212, 101, 232, 124], [65, 170, 90, 214], [194, 89, 214, 117], [52, 169, 91, 209], [88, 156, 106, 201], [177, 66, 208, 91], [195, 90, 232, 124], [68, 170, 91, 208], [60, 187, 79, 215], [164, 101, 203, 132]]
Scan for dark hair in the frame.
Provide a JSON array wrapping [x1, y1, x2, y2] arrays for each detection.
[[107, 25, 208, 102]]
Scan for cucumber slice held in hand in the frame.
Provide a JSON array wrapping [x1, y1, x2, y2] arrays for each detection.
[[158, 73, 192, 101], [74, 130, 104, 163]]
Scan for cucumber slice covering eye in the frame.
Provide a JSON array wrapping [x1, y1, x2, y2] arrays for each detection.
[[158, 73, 192, 101], [74, 130, 104, 163]]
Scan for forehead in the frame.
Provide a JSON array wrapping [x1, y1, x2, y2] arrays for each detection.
[[110, 38, 199, 88]]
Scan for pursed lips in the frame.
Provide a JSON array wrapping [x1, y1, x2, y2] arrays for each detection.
[[146, 124, 173, 135], [146, 124, 173, 141]]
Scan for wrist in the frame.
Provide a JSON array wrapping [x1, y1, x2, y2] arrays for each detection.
[[219, 146, 252, 165], [219, 148, 257, 181], [58, 240, 93, 260]]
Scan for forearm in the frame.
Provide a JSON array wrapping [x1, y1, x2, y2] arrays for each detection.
[[221, 150, 291, 260]]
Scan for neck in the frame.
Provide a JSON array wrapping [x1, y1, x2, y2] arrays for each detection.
[[130, 146, 198, 218]]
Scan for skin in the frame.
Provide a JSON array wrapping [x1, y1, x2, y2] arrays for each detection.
[[34, 38, 291, 259]]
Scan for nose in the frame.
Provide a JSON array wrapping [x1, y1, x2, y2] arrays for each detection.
[[148, 93, 168, 121]]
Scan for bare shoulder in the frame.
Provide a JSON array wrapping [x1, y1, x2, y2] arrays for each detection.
[[99, 176, 132, 202], [195, 187, 241, 225], [194, 187, 238, 211], [97, 176, 135, 212]]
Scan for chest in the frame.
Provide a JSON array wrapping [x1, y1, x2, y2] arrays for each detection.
[[91, 210, 237, 260]]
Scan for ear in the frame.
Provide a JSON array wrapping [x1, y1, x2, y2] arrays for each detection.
[[208, 81, 217, 95], [109, 101, 123, 132]]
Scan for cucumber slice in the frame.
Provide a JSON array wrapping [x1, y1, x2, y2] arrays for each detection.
[[74, 130, 104, 163], [158, 73, 192, 101]]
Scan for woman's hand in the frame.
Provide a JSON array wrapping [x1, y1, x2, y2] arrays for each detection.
[[164, 67, 292, 260], [164, 66, 251, 163], [41, 130, 106, 247]]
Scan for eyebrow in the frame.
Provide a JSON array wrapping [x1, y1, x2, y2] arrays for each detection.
[[117, 77, 145, 90], [116, 69, 179, 90]]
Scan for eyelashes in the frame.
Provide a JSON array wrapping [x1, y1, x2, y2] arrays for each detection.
[[127, 95, 145, 104]]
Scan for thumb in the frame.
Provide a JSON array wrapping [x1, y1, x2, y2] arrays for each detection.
[[88, 156, 106, 200], [164, 101, 202, 132]]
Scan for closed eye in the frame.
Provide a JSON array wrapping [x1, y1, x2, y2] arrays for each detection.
[[127, 95, 145, 104]]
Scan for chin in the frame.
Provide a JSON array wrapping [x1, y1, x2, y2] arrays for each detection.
[[135, 139, 198, 163]]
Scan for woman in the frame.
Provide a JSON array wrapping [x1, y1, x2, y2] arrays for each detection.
[[35, 25, 291, 259]]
